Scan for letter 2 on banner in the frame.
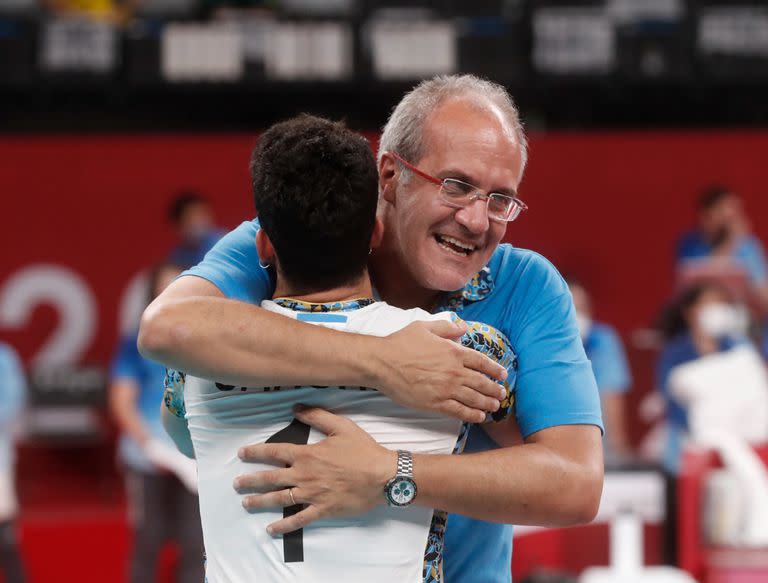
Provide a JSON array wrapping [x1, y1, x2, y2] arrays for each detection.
[[0, 264, 96, 365]]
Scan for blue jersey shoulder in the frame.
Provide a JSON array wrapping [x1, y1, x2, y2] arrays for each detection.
[[182, 218, 272, 304]]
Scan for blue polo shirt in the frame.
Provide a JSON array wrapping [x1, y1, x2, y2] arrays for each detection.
[[111, 333, 176, 473], [584, 323, 631, 395], [0, 343, 26, 473], [168, 228, 226, 270], [184, 219, 603, 583]]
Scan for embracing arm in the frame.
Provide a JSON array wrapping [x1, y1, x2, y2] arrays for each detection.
[[237, 407, 603, 533], [413, 424, 603, 526], [139, 276, 506, 423]]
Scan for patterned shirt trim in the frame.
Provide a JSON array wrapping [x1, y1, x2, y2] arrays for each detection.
[[272, 297, 376, 313], [422, 422, 470, 583], [421, 317, 516, 583], [459, 321, 517, 423], [436, 266, 494, 312], [163, 368, 187, 418]]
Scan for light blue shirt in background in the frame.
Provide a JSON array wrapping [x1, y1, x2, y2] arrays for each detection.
[[0, 343, 27, 473], [584, 323, 632, 395], [110, 334, 175, 473]]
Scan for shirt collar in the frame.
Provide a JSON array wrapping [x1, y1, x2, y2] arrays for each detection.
[[272, 297, 376, 313], [436, 265, 495, 312]]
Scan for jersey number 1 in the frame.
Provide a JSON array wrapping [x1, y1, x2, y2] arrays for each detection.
[[266, 418, 311, 563]]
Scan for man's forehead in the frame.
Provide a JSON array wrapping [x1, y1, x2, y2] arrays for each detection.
[[424, 97, 519, 144], [426, 96, 513, 133], [420, 109, 522, 188]]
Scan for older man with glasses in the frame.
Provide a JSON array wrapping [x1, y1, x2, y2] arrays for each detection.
[[140, 74, 604, 582]]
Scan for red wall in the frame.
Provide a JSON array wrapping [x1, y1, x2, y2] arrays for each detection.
[[1, 131, 767, 365]]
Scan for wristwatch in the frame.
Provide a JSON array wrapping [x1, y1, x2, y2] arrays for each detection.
[[384, 450, 417, 507]]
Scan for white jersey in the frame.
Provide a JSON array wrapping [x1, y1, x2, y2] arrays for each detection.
[[184, 299, 463, 583]]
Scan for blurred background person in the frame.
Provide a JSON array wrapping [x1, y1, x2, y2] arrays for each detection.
[[0, 342, 27, 583], [569, 279, 633, 463], [109, 261, 203, 583], [677, 186, 768, 310], [167, 191, 225, 270], [656, 281, 750, 476]]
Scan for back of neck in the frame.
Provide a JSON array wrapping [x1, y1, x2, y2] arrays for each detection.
[[273, 272, 375, 305]]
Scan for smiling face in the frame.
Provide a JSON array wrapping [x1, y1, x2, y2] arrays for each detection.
[[379, 97, 524, 293]]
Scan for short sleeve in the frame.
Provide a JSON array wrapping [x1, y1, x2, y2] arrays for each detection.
[[505, 254, 604, 438], [182, 219, 274, 303], [589, 325, 632, 394]]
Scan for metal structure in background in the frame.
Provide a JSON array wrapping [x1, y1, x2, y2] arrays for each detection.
[[1, 0, 768, 129]]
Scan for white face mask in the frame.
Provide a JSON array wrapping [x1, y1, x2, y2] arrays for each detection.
[[697, 303, 748, 338], [575, 312, 592, 341]]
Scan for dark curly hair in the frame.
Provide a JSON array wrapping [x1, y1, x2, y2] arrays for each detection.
[[250, 115, 379, 292]]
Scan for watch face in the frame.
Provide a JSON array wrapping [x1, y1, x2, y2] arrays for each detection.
[[387, 477, 417, 506]]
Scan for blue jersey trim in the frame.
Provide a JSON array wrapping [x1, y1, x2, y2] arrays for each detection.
[[296, 313, 348, 323]]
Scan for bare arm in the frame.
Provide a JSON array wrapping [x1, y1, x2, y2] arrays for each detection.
[[139, 276, 507, 423], [480, 417, 524, 448], [237, 407, 604, 533], [413, 425, 603, 526]]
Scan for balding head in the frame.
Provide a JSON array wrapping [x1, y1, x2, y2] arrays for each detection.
[[378, 74, 528, 181]]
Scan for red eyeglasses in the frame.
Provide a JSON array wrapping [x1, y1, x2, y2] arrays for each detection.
[[389, 151, 528, 223]]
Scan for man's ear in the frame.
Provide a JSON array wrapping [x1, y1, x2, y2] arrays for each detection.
[[369, 217, 384, 250], [378, 151, 398, 205], [255, 228, 275, 266]]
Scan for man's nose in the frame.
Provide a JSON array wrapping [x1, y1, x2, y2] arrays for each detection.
[[455, 198, 489, 234]]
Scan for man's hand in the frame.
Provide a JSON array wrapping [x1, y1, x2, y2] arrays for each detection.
[[234, 406, 395, 536], [374, 320, 507, 424]]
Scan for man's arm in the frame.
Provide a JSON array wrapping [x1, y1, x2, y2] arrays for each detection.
[[139, 276, 507, 423], [236, 407, 603, 533], [413, 424, 603, 526]]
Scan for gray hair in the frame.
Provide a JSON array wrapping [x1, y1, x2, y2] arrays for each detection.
[[378, 74, 528, 181]]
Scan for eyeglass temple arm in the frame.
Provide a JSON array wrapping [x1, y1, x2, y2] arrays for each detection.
[[387, 151, 443, 186]]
